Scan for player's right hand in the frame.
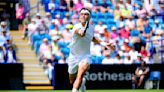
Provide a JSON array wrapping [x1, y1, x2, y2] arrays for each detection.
[[75, 28, 85, 37]]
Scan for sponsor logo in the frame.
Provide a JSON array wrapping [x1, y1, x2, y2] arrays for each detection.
[[85, 71, 133, 81]]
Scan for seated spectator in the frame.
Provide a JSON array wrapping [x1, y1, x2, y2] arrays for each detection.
[[143, 20, 153, 39], [39, 38, 52, 65], [136, 16, 146, 32], [114, 5, 121, 20], [124, 53, 133, 64], [74, 0, 83, 12], [94, 21, 107, 38], [125, 16, 135, 29], [51, 36, 63, 58], [0, 30, 11, 45], [119, 24, 130, 39], [110, 26, 119, 41], [134, 54, 143, 64], [5, 46, 17, 63], [102, 51, 114, 64], [132, 61, 150, 89], [140, 46, 150, 59], [0, 45, 5, 63], [44, 12, 52, 28], [113, 54, 123, 64], [128, 46, 138, 60], [0, 21, 10, 33], [3, 39, 17, 52], [61, 26, 72, 43], [27, 18, 38, 44]]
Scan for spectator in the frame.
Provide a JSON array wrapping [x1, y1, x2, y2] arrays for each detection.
[[37, 20, 49, 34], [140, 46, 150, 58], [94, 21, 107, 39], [60, 0, 69, 12], [74, 0, 83, 12], [0, 30, 11, 45], [0, 45, 5, 63], [51, 36, 62, 58], [35, 13, 42, 26], [27, 19, 38, 45], [124, 53, 133, 64], [103, 26, 110, 42], [22, 13, 31, 39], [39, 38, 53, 65], [119, 24, 130, 39], [132, 61, 150, 89], [125, 15, 135, 29], [136, 15, 146, 32], [113, 54, 123, 64], [3, 39, 17, 52], [129, 46, 139, 62], [114, 5, 121, 20], [44, 12, 52, 28], [102, 51, 114, 64], [143, 20, 153, 39], [110, 26, 118, 41], [5, 46, 17, 63], [16, 3, 25, 31], [61, 25, 72, 43], [0, 21, 9, 33]]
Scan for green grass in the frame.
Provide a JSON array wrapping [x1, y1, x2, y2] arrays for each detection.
[[0, 90, 164, 92]]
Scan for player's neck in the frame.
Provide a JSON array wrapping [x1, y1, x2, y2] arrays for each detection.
[[81, 22, 86, 27]]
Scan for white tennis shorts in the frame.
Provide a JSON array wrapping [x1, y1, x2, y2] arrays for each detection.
[[67, 54, 92, 74]]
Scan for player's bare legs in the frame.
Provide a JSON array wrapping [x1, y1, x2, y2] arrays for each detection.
[[72, 61, 89, 92]]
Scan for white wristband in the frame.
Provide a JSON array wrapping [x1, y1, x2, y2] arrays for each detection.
[[100, 42, 106, 47]]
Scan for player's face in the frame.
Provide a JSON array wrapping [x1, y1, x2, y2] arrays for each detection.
[[79, 13, 90, 23]]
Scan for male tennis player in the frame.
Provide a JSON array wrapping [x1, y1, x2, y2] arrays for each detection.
[[67, 8, 115, 92]]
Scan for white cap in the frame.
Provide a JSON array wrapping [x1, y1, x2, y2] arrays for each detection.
[[111, 26, 116, 30], [55, 14, 60, 18], [155, 29, 163, 34], [0, 21, 6, 25], [52, 36, 60, 40], [51, 19, 56, 23], [138, 53, 142, 57], [155, 20, 159, 23], [103, 25, 108, 30], [43, 38, 48, 42], [36, 13, 41, 16], [46, 12, 51, 16], [118, 51, 123, 56], [124, 39, 129, 43]]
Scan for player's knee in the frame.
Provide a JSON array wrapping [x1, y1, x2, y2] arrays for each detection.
[[79, 63, 90, 73]]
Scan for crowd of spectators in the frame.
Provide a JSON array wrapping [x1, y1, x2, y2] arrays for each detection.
[[34, 0, 164, 66], [0, 21, 17, 64]]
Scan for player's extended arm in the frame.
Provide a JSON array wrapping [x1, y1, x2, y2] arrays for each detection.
[[92, 36, 115, 50], [74, 28, 85, 37]]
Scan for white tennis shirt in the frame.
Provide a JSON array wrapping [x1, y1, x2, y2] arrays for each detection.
[[68, 23, 94, 57]]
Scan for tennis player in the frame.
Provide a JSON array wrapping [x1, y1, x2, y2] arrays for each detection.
[[67, 8, 115, 92]]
